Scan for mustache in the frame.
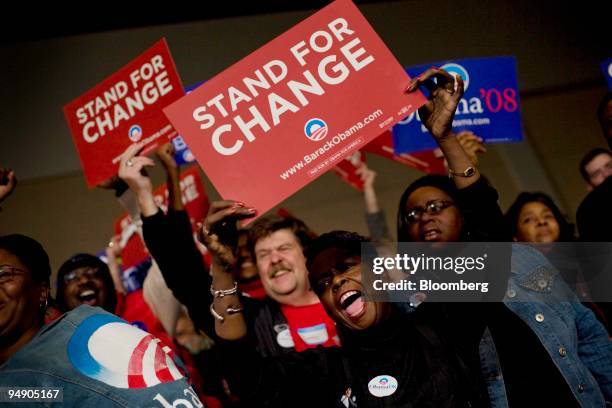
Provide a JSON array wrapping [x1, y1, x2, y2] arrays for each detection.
[[269, 263, 292, 278]]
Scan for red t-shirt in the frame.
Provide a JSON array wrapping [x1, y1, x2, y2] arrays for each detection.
[[280, 302, 340, 352]]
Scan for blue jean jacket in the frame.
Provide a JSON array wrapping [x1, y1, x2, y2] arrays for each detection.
[[0, 305, 204, 407], [480, 244, 612, 407]]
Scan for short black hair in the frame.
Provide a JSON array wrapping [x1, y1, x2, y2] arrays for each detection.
[[0, 234, 51, 286], [505, 192, 575, 241], [56, 253, 117, 313], [305, 231, 366, 269], [397, 175, 461, 242], [305, 231, 368, 291], [579, 147, 612, 182]]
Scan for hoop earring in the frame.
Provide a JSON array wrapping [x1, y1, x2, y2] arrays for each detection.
[[40, 297, 48, 314]]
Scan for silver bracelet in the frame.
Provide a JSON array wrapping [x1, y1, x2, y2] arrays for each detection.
[[210, 303, 244, 323], [210, 281, 238, 298]]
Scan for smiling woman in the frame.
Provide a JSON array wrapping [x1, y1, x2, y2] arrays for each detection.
[[55, 253, 117, 313], [0, 234, 51, 365]]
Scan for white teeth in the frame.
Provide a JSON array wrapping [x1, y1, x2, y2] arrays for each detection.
[[80, 289, 95, 297], [271, 269, 289, 278], [340, 290, 358, 304]]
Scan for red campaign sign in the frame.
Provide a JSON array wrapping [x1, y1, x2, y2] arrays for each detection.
[[114, 214, 148, 271], [64, 39, 185, 187], [332, 151, 366, 191], [151, 166, 210, 229], [114, 166, 209, 269], [163, 0, 425, 218], [363, 131, 446, 175]]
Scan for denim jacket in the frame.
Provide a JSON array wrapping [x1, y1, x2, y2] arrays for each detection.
[[0, 305, 204, 407], [481, 244, 612, 407]]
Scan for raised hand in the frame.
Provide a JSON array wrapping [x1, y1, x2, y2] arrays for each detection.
[[118, 142, 155, 195], [407, 67, 465, 142], [0, 168, 16, 204], [456, 131, 486, 166], [198, 201, 257, 271], [156, 142, 178, 172]]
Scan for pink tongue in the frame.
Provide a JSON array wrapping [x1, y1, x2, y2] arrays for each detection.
[[346, 296, 364, 317]]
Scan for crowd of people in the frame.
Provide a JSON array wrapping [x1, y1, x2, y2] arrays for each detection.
[[1, 67, 611, 407]]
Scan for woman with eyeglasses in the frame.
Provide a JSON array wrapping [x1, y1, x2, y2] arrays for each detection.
[[0, 234, 206, 406], [395, 159, 612, 405], [0, 234, 50, 366]]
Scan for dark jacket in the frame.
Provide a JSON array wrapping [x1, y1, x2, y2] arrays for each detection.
[[219, 303, 493, 408]]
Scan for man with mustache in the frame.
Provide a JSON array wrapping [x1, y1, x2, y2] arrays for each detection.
[[120, 151, 340, 356]]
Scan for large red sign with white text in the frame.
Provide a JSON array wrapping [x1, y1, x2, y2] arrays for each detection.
[[64, 39, 185, 187], [164, 0, 425, 217]]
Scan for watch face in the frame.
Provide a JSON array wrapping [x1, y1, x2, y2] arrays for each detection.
[[465, 167, 475, 177]]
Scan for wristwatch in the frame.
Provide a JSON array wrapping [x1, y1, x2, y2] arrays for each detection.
[[448, 166, 476, 178]]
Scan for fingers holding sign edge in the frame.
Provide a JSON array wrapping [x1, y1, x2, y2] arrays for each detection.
[[406, 67, 465, 100]]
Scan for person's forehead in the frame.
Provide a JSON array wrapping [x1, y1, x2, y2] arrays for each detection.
[[0, 248, 28, 271], [407, 186, 451, 206], [520, 201, 551, 215], [586, 153, 612, 170], [309, 247, 359, 277], [255, 228, 300, 251]]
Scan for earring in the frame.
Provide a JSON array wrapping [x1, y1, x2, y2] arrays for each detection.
[[40, 297, 48, 313]]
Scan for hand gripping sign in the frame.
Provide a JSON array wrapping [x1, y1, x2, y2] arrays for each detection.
[[163, 0, 425, 218], [64, 39, 185, 187], [393, 56, 523, 153]]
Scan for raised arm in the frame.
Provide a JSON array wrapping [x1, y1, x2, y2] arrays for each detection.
[[0, 168, 17, 208], [407, 68, 479, 189], [198, 200, 256, 340], [408, 69, 509, 241], [156, 142, 184, 212]]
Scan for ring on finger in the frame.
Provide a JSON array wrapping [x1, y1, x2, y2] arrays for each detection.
[[126, 159, 134, 167]]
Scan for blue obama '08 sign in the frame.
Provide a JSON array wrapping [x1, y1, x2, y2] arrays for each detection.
[[601, 58, 612, 90], [393, 56, 524, 154]]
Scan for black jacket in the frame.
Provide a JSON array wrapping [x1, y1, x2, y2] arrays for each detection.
[[219, 304, 492, 407]]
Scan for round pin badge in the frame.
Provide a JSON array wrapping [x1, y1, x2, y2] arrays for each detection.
[[275, 326, 295, 348], [368, 375, 398, 397]]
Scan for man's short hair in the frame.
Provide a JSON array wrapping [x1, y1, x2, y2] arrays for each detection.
[[248, 215, 315, 254], [0, 234, 51, 286], [579, 147, 612, 182]]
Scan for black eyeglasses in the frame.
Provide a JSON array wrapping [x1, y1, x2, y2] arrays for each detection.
[[403, 200, 455, 224], [63, 267, 101, 284], [313, 259, 360, 294], [0, 265, 27, 285]]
